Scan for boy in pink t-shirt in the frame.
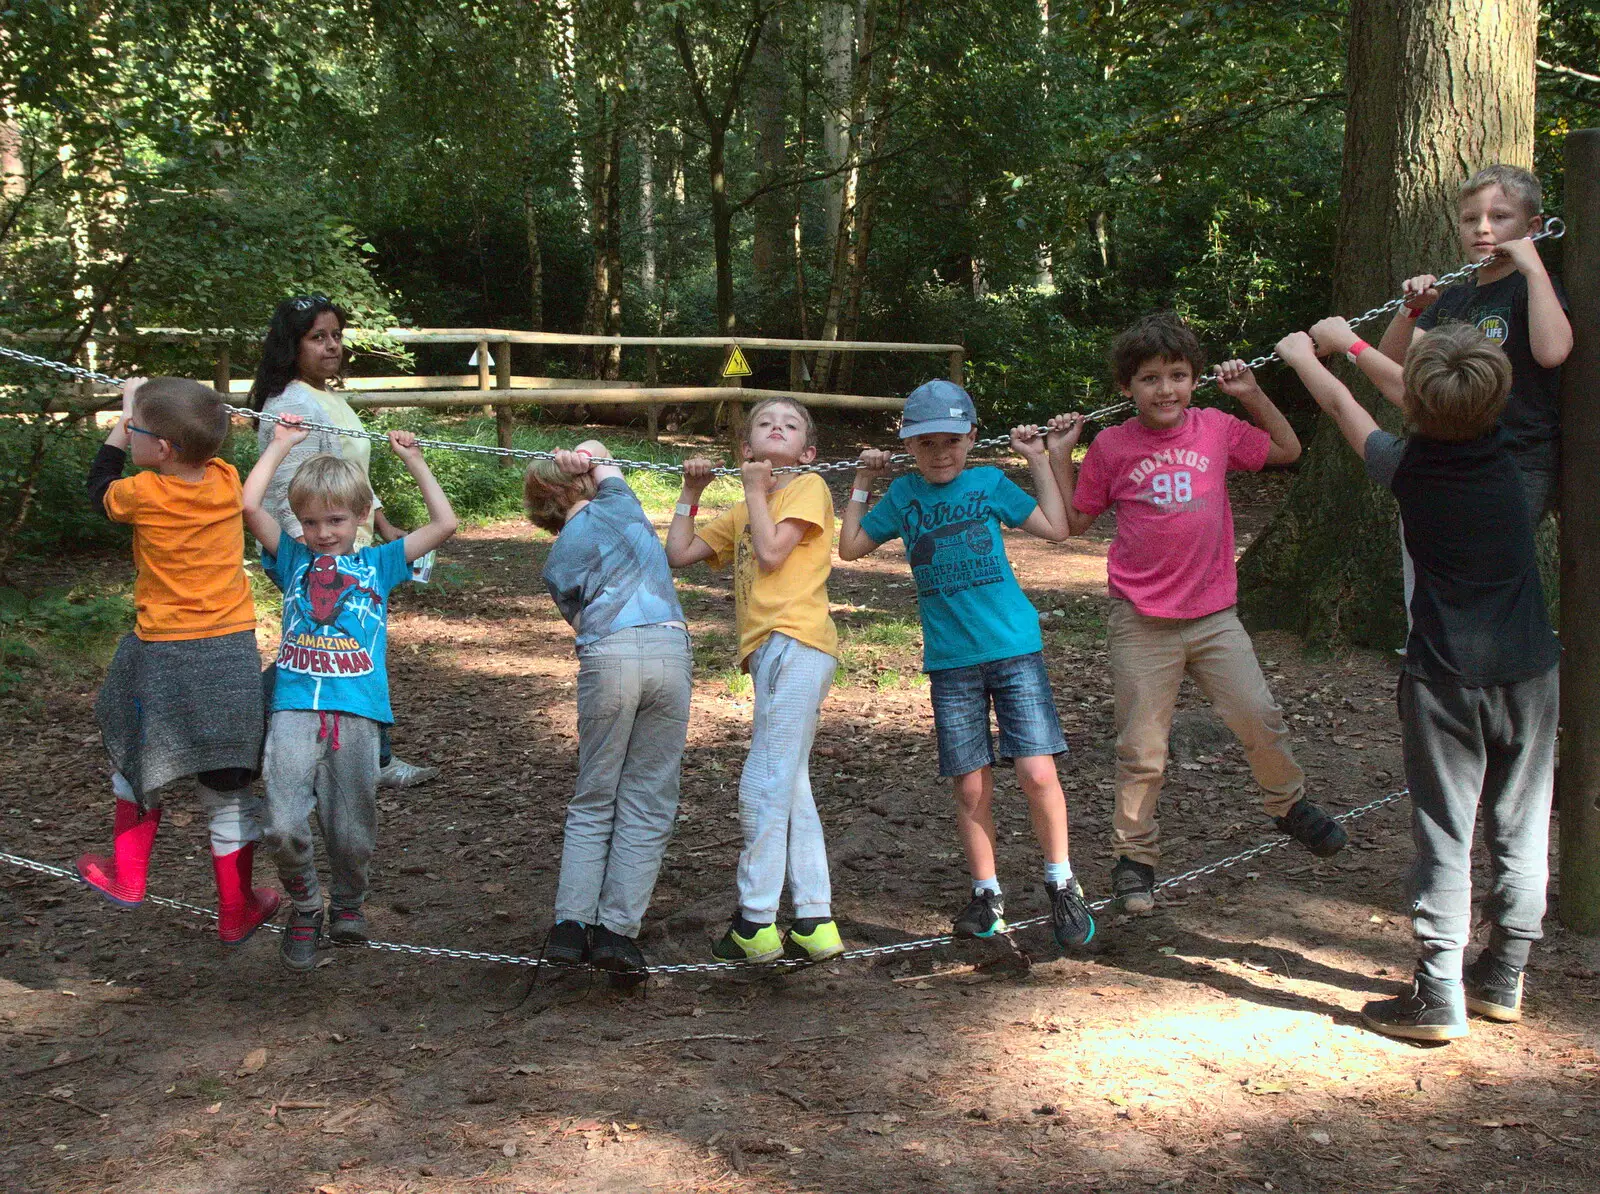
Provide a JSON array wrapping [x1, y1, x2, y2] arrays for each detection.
[[1049, 313, 1350, 914]]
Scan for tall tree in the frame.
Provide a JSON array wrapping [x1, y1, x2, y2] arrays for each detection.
[[1237, 0, 1539, 645], [669, 0, 773, 334]]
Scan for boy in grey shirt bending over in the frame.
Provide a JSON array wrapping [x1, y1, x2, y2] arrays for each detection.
[[1278, 319, 1559, 1042], [526, 441, 693, 982]]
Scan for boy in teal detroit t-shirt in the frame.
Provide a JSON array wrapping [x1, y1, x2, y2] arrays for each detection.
[[840, 380, 1096, 951]]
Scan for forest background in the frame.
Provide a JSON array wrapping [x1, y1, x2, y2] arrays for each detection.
[[1, 0, 1597, 584]]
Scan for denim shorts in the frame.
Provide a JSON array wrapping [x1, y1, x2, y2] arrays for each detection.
[[927, 651, 1068, 778]]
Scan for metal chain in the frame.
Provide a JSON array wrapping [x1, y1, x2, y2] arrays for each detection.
[[2, 219, 1562, 470], [1194, 218, 1566, 388], [0, 343, 1133, 479], [0, 787, 1404, 976]]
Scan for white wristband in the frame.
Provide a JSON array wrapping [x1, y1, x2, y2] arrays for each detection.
[[674, 502, 697, 518], [851, 489, 871, 505]]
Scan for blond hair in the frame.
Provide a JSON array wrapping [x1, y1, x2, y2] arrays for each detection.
[[523, 459, 591, 535], [1459, 165, 1542, 220], [134, 377, 230, 465], [746, 397, 817, 448], [1403, 322, 1511, 442], [287, 454, 374, 518]]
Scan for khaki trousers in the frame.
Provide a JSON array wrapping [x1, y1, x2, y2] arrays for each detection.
[[1108, 600, 1303, 865]]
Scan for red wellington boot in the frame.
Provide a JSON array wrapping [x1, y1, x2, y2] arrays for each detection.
[[212, 843, 282, 946], [77, 801, 162, 907]]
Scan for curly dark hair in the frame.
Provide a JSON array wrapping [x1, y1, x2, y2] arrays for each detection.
[[1109, 312, 1208, 389], [248, 295, 350, 410]]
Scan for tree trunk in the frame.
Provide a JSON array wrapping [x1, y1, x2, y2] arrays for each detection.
[[1237, 0, 1537, 646], [750, 8, 789, 319], [820, 2, 855, 263], [816, 1, 877, 390], [604, 117, 623, 374], [633, 0, 657, 304], [709, 126, 736, 335], [523, 185, 544, 374], [837, 1, 906, 392]]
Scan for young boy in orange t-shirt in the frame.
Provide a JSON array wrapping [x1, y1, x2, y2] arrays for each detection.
[[79, 377, 280, 946]]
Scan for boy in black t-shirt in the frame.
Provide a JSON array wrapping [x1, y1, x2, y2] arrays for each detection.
[[1376, 164, 1572, 518], [1279, 320, 1560, 1043]]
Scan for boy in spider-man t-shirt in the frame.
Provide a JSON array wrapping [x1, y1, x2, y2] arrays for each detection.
[[243, 416, 457, 970]]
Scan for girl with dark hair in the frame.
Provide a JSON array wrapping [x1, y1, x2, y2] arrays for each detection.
[[251, 295, 441, 792]]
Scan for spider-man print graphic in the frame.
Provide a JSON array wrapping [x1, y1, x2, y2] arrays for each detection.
[[277, 553, 385, 678]]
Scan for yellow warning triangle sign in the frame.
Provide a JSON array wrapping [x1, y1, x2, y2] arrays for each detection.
[[721, 345, 753, 378]]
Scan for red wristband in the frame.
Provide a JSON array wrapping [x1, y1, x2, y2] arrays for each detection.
[[1347, 339, 1371, 357], [1403, 304, 1423, 319]]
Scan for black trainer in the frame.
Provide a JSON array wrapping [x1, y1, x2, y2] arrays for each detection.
[[1361, 973, 1467, 1042], [281, 908, 323, 972], [591, 925, 648, 989], [328, 906, 369, 944], [542, 920, 590, 966], [1111, 856, 1156, 915], [1045, 879, 1096, 949], [953, 889, 1006, 939], [1463, 951, 1524, 1022], [1276, 798, 1349, 858]]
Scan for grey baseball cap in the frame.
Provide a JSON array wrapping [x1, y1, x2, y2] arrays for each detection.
[[898, 379, 977, 439]]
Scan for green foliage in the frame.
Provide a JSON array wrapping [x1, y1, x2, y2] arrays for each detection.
[[0, 583, 133, 693], [3, 0, 1596, 562]]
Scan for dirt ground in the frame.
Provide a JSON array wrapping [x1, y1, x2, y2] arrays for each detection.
[[2, 445, 1598, 1194]]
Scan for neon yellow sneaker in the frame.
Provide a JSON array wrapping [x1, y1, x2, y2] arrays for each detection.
[[712, 920, 783, 963], [786, 918, 845, 962]]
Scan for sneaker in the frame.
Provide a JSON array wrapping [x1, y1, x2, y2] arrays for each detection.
[[281, 908, 323, 972], [378, 756, 440, 790], [328, 906, 369, 944], [787, 918, 845, 962], [542, 920, 591, 966], [1275, 798, 1349, 858], [711, 920, 784, 964], [1045, 880, 1096, 949], [1111, 856, 1156, 915], [1361, 973, 1467, 1042], [952, 890, 1006, 939], [590, 925, 648, 987], [1463, 952, 1524, 1022]]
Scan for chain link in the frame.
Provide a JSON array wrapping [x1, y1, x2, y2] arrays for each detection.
[[0, 788, 1404, 976]]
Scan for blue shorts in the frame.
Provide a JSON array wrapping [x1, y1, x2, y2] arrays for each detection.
[[927, 651, 1068, 778]]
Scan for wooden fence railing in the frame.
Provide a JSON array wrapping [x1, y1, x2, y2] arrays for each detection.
[[3, 326, 964, 449]]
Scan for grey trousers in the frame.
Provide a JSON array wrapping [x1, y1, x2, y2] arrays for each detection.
[[262, 710, 382, 913], [737, 633, 837, 923], [1399, 667, 1558, 980], [555, 625, 693, 938]]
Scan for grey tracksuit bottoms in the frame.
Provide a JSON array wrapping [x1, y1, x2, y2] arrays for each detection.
[[555, 625, 693, 939], [736, 632, 837, 923], [263, 709, 382, 913], [1399, 667, 1558, 980]]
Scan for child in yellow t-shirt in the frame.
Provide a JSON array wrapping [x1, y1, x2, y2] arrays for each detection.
[[668, 399, 841, 965]]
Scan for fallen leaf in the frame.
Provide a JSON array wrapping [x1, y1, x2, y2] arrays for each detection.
[[1243, 1078, 1286, 1095], [237, 1048, 267, 1076]]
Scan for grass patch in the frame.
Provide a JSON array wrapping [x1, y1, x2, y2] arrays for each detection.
[[0, 583, 133, 695]]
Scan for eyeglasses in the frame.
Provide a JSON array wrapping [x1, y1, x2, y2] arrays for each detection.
[[289, 293, 330, 312], [125, 424, 163, 440]]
